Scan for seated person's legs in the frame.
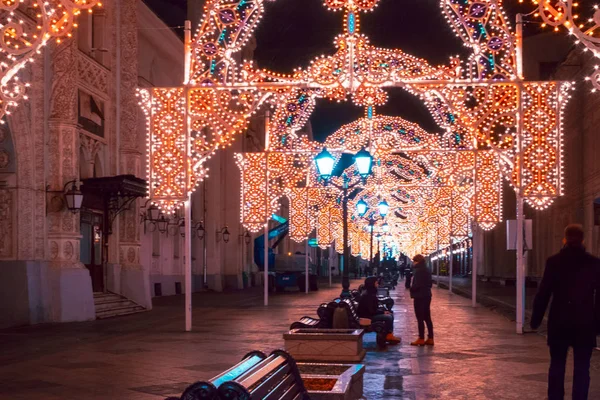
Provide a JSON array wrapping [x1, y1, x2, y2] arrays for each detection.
[[371, 313, 394, 333]]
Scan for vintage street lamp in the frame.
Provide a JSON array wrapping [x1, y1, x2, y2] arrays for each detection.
[[157, 215, 169, 234], [216, 226, 230, 243], [356, 199, 368, 216], [378, 199, 389, 217], [314, 147, 373, 298], [64, 181, 84, 213], [244, 230, 251, 245], [354, 147, 373, 178], [314, 148, 336, 179], [196, 221, 205, 240], [382, 222, 390, 233]]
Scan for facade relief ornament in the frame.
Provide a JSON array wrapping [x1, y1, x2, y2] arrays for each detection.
[[77, 52, 109, 95], [49, 42, 79, 122], [0, 189, 13, 258], [64, 241, 74, 260], [50, 241, 59, 260], [0, 149, 9, 169], [80, 133, 103, 163]]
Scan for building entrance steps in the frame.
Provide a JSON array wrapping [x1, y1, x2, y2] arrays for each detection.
[[93, 292, 146, 319]]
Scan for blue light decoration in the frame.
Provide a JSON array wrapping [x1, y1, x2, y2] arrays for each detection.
[[356, 199, 368, 216], [378, 199, 389, 217], [347, 12, 356, 34], [367, 106, 373, 119], [315, 148, 335, 179], [354, 147, 373, 178]]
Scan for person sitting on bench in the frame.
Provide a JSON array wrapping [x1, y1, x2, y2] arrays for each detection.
[[357, 276, 401, 344]]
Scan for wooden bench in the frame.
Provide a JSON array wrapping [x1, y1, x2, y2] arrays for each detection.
[[289, 302, 334, 330], [218, 350, 308, 400], [173, 351, 267, 400], [334, 298, 389, 347]]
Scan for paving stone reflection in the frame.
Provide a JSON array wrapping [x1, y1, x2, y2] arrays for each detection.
[[0, 281, 598, 399]]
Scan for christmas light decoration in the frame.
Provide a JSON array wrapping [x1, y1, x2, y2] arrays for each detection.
[[137, 0, 571, 255], [533, 1, 600, 90], [0, 0, 101, 122]]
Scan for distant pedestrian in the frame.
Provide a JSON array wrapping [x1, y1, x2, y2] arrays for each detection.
[[404, 266, 412, 289], [531, 224, 600, 400], [410, 254, 434, 346]]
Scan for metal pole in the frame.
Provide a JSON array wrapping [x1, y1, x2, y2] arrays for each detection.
[[203, 181, 207, 287], [264, 110, 271, 307], [369, 221, 374, 275], [515, 13, 525, 334], [516, 198, 525, 333], [472, 223, 478, 308], [341, 185, 350, 297], [449, 240, 454, 294], [305, 239, 309, 294], [436, 219, 440, 286], [329, 246, 332, 287], [184, 195, 192, 332], [264, 223, 269, 306], [449, 195, 454, 294]]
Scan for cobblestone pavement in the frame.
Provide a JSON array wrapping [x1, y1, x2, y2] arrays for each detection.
[[1, 280, 599, 400]]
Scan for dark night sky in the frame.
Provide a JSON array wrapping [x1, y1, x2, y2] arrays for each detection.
[[146, 0, 531, 141]]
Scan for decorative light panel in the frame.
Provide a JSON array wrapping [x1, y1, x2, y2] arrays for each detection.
[[137, 0, 571, 253]]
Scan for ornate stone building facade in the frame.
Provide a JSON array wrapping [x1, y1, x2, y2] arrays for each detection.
[[0, 0, 289, 328]]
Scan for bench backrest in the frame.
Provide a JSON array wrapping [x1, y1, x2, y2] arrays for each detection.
[[218, 350, 308, 400], [178, 351, 266, 400], [337, 298, 360, 327]]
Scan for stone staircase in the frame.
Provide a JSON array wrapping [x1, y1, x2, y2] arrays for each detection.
[[93, 292, 146, 319]]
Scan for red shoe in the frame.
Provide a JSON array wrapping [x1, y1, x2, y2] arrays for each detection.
[[410, 338, 426, 346], [386, 333, 402, 345], [424, 338, 434, 346]]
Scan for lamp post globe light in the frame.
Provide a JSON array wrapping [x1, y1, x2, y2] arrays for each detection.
[[315, 148, 336, 179], [354, 147, 373, 178], [314, 147, 373, 298], [356, 199, 368, 216], [378, 199, 389, 217]]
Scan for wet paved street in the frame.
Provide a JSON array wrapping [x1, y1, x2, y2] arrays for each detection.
[[1, 280, 599, 400]]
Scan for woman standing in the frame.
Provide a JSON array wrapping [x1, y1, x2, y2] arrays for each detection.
[[410, 254, 434, 346]]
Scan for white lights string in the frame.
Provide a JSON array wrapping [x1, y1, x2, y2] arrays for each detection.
[[0, 0, 101, 122]]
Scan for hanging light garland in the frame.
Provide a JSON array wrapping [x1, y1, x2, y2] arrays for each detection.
[[0, 0, 101, 122]]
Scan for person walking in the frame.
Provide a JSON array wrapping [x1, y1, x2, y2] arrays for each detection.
[[410, 254, 434, 346], [531, 224, 600, 400], [357, 276, 401, 344]]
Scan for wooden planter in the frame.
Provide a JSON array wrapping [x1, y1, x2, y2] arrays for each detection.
[[283, 328, 366, 362], [298, 363, 365, 400]]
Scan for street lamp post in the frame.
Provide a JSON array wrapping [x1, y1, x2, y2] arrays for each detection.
[[358, 203, 388, 276], [314, 147, 373, 298]]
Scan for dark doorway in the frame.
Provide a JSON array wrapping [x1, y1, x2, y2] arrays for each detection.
[[80, 210, 104, 292]]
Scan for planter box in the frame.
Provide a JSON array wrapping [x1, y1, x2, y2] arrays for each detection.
[[298, 363, 365, 400], [284, 328, 365, 362]]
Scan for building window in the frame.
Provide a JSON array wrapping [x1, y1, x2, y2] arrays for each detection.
[[78, 91, 105, 138], [77, 11, 107, 65]]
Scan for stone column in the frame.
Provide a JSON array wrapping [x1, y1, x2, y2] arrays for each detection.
[[116, 0, 151, 309], [46, 40, 95, 322]]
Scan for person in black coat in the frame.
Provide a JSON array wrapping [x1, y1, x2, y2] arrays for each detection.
[[409, 254, 434, 346], [531, 224, 600, 400], [356, 276, 401, 344]]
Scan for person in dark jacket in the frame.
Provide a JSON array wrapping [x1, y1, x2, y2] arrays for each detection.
[[357, 276, 401, 344], [409, 254, 434, 346], [531, 224, 600, 400]]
